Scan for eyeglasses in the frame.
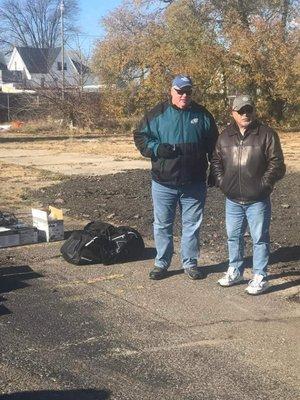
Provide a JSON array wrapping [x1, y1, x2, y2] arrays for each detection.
[[174, 88, 192, 96], [236, 106, 254, 115]]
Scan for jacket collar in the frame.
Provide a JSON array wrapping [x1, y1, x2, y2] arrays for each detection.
[[228, 119, 260, 136]]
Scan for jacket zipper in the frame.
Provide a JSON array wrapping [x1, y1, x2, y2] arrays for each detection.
[[238, 137, 244, 200], [180, 110, 184, 184]]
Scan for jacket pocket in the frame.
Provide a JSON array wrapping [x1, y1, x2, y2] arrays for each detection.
[[219, 174, 236, 198], [260, 179, 273, 197], [151, 157, 180, 183]]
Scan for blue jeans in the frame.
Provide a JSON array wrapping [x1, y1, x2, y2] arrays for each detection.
[[151, 180, 206, 269], [226, 198, 271, 277]]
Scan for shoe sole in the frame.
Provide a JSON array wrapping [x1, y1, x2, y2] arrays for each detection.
[[187, 274, 204, 280], [149, 270, 168, 280], [149, 274, 167, 280], [218, 278, 244, 287], [245, 285, 269, 295]]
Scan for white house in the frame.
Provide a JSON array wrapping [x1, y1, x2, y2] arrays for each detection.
[[7, 46, 99, 90], [0, 52, 24, 91]]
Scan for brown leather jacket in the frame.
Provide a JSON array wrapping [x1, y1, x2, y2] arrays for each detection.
[[211, 120, 286, 203]]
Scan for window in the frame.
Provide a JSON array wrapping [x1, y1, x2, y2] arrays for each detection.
[[57, 61, 67, 71]]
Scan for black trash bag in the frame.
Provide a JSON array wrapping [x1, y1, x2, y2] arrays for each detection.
[[83, 221, 116, 237], [109, 226, 145, 263], [60, 229, 112, 265], [60, 221, 145, 265]]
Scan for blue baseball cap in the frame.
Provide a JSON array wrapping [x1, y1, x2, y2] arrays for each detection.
[[172, 75, 193, 90]]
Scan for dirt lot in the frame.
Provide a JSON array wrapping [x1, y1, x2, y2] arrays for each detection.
[[0, 131, 299, 300]]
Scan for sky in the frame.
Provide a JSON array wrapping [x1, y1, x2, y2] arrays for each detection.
[[75, 0, 123, 53]]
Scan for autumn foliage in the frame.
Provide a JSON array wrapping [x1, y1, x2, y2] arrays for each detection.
[[92, 0, 299, 127]]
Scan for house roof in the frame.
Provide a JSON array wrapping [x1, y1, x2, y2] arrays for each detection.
[[71, 59, 90, 75], [0, 62, 7, 70], [16, 47, 61, 73]]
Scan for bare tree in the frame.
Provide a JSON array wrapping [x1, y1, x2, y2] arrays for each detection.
[[0, 0, 79, 52]]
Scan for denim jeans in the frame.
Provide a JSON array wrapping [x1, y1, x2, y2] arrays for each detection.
[[151, 180, 206, 269], [226, 197, 271, 277]]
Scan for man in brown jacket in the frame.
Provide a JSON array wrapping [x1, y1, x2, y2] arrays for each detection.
[[211, 95, 285, 294]]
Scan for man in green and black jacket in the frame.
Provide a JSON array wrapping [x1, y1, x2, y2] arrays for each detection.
[[134, 75, 218, 280]]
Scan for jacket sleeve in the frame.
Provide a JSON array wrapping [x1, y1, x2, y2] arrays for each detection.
[[262, 130, 286, 186], [204, 112, 219, 162], [133, 113, 160, 159], [210, 137, 224, 187]]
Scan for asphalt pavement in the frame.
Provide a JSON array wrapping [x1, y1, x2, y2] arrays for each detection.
[[0, 136, 299, 399], [0, 233, 299, 400]]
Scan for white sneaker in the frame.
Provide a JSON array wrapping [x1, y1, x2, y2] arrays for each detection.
[[218, 266, 243, 287], [245, 274, 269, 295]]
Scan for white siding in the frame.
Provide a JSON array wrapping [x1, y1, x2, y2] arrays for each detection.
[[48, 51, 79, 86], [8, 48, 31, 79]]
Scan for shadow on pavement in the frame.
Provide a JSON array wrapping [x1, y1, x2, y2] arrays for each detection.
[[0, 265, 43, 315], [267, 278, 300, 295], [269, 245, 300, 264], [0, 296, 11, 316], [137, 246, 156, 261], [0, 265, 43, 295], [204, 245, 300, 291], [166, 269, 185, 278], [111, 246, 156, 265], [203, 261, 228, 276], [0, 389, 111, 399]]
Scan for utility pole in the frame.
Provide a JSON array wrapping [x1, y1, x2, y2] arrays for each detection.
[[7, 93, 10, 121], [60, 0, 65, 100]]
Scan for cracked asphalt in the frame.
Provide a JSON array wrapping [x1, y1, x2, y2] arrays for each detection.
[[0, 135, 299, 399], [0, 237, 299, 399]]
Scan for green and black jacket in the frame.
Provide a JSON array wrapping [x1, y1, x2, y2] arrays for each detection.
[[134, 100, 219, 186]]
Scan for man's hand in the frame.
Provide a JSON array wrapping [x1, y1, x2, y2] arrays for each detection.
[[157, 143, 179, 159]]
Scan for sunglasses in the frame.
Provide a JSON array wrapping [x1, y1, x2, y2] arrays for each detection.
[[174, 88, 192, 96], [237, 105, 254, 115]]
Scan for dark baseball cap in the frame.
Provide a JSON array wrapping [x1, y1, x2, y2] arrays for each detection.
[[172, 75, 193, 90], [232, 95, 254, 111]]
